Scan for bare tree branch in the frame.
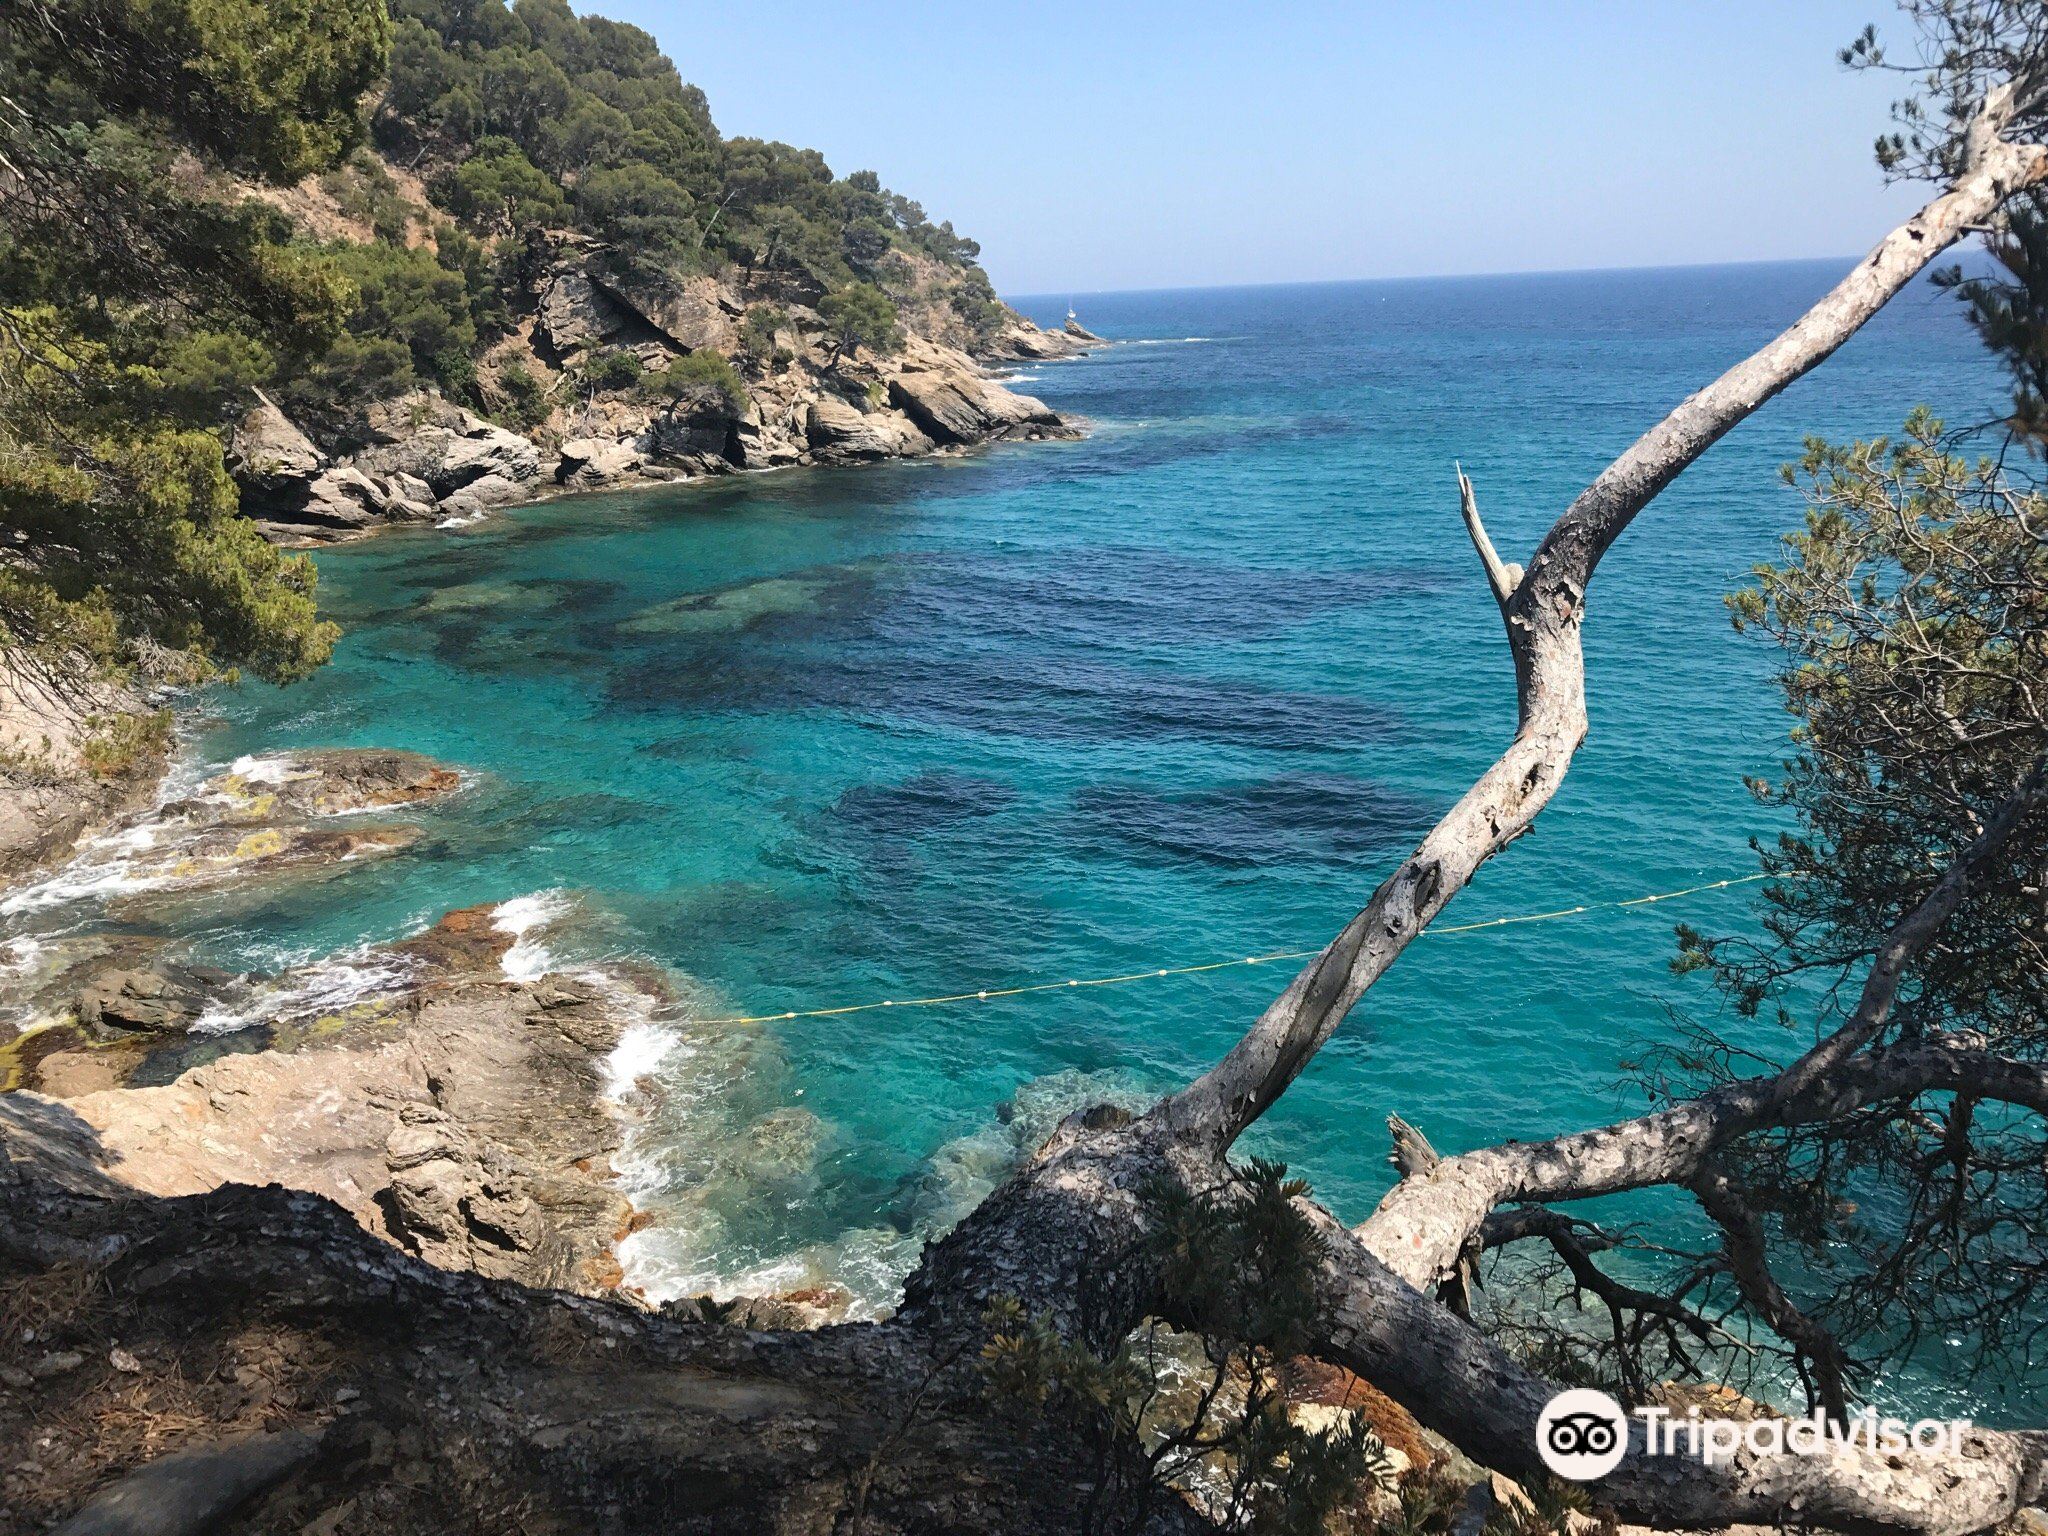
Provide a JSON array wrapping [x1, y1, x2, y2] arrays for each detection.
[[1299, 1202, 2048, 1536]]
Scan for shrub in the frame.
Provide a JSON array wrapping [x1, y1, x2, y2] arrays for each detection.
[[641, 349, 747, 411], [582, 348, 644, 393], [493, 361, 554, 427], [816, 281, 900, 356], [737, 304, 790, 368]]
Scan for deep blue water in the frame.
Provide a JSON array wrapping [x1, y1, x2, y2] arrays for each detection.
[[10, 260, 2025, 1407]]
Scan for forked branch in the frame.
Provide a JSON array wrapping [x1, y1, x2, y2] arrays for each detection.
[[1150, 101, 2048, 1157]]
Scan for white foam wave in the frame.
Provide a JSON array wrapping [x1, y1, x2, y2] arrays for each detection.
[[190, 951, 416, 1036], [608, 1059, 1156, 1317], [0, 935, 46, 979], [0, 819, 168, 916], [491, 889, 573, 980], [229, 753, 295, 786], [602, 1016, 680, 1102]]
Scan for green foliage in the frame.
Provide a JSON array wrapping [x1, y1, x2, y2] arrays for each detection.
[[576, 162, 700, 254], [1481, 1478, 1597, 1536], [1933, 189, 2048, 449], [950, 266, 1012, 344], [737, 304, 791, 368], [980, 1161, 1394, 1535], [1660, 207, 2048, 1400], [272, 240, 506, 427], [817, 282, 902, 356], [581, 348, 645, 393], [0, 0, 373, 683], [642, 350, 748, 412], [80, 709, 173, 779], [5, 0, 389, 183], [1144, 1158, 1329, 1356], [321, 152, 420, 243], [431, 135, 570, 233], [1698, 406, 2048, 1044], [491, 360, 555, 428], [381, 0, 1004, 297], [0, 319, 337, 680]]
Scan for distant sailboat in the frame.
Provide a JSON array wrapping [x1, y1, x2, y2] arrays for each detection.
[[1062, 299, 1102, 343]]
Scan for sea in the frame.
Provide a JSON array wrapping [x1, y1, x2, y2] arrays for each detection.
[[3, 258, 2027, 1417]]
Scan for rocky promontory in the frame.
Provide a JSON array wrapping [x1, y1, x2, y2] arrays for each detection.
[[232, 228, 1104, 546], [0, 745, 654, 1299], [2, 933, 648, 1295]]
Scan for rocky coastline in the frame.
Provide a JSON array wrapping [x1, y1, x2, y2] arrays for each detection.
[[0, 750, 664, 1297], [0, 297, 1135, 1531], [0, 295, 1109, 1316]]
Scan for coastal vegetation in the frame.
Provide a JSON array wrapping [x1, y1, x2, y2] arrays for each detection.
[[0, 0, 386, 689], [0, 0, 1024, 704], [3, 2, 2048, 1535]]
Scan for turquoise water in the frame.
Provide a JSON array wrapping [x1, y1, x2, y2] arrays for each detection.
[[9, 262, 2021, 1395]]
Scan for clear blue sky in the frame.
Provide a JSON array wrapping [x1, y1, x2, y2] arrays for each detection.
[[586, 1, 1929, 296]]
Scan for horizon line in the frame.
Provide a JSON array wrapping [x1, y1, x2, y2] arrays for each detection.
[[1001, 249, 1966, 303]]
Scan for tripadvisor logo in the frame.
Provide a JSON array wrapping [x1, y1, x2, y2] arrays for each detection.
[[1535, 1388, 1973, 1483]]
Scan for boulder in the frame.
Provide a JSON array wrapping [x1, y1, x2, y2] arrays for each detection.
[[353, 413, 541, 498], [885, 365, 1059, 446], [648, 392, 743, 466], [536, 267, 632, 357], [226, 391, 326, 493], [555, 436, 644, 486], [73, 959, 229, 1035], [805, 396, 921, 460], [735, 420, 806, 469], [355, 390, 473, 447], [294, 467, 389, 530], [435, 473, 531, 522], [250, 464, 438, 542]]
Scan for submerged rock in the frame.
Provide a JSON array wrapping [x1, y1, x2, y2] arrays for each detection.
[[190, 748, 464, 822], [617, 574, 828, 637]]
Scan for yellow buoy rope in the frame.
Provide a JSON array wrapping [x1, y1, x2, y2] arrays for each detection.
[[689, 870, 1789, 1029]]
